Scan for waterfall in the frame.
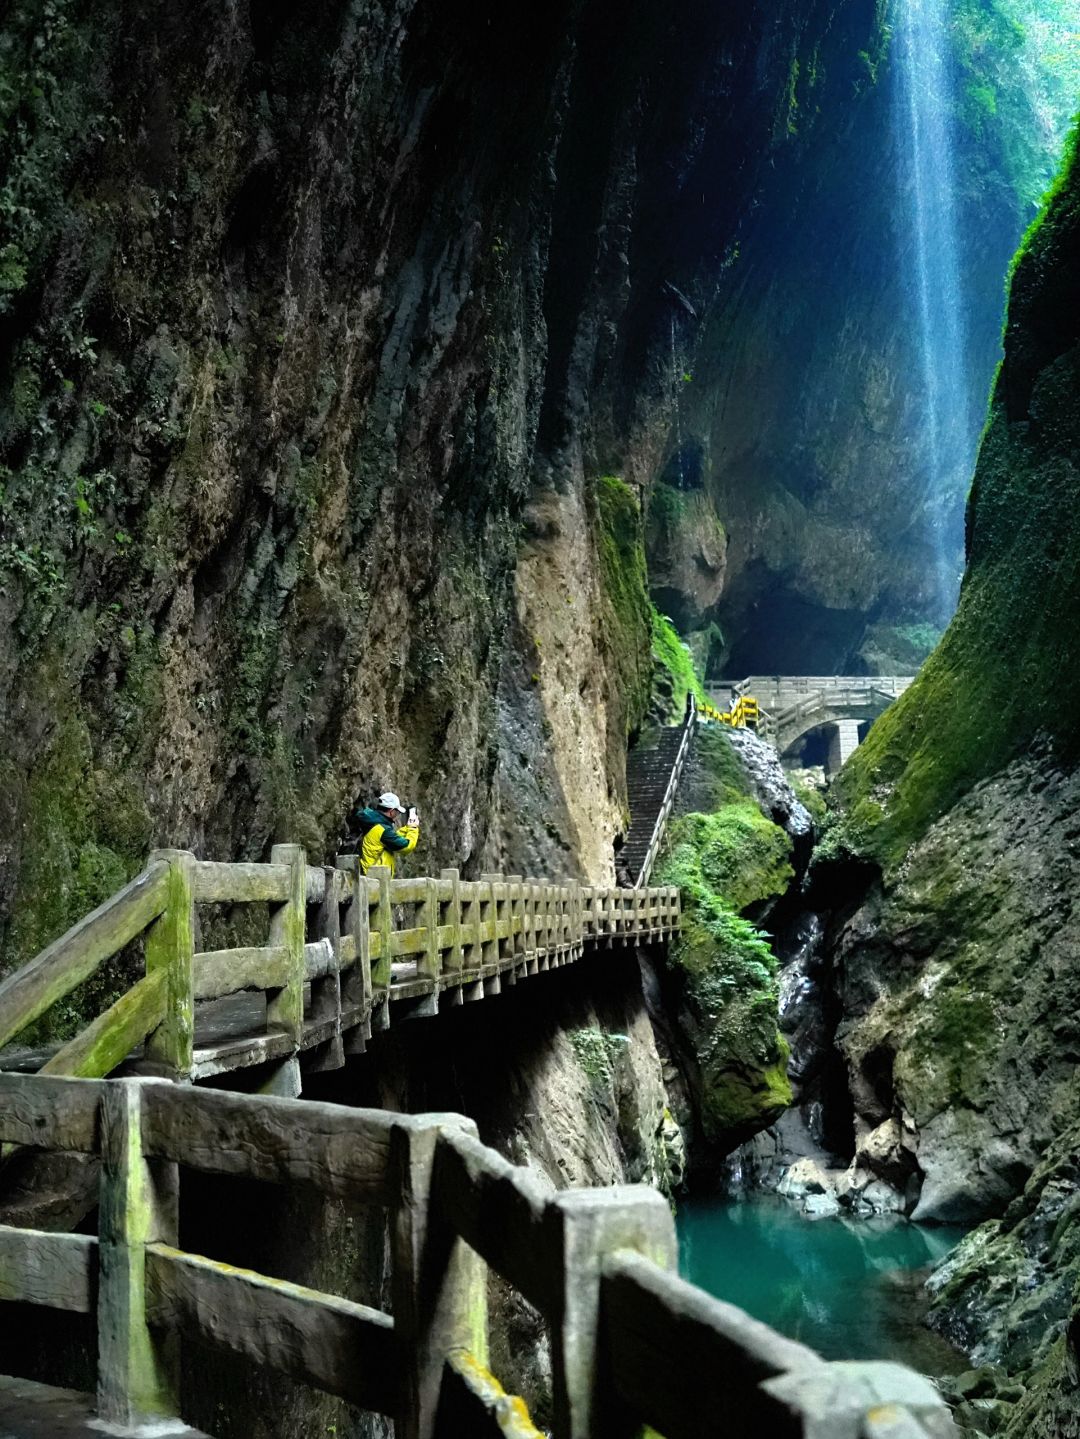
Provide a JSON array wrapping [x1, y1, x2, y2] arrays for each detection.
[[893, 0, 973, 616]]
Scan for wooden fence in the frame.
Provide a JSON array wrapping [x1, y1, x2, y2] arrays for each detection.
[[0, 852, 679, 1090], [0, 1073, 957, 1439]]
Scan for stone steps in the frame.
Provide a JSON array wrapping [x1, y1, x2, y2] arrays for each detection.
[[622, 728, 687, 878]]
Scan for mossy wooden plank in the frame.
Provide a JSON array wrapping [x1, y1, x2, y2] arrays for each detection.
[[337, 855, 371, 1048], [431, 1130, 554, 1313], [41, 969, 167, 1079], [0, 863, 169, 1051], [141, 1082, 401, 1203], [416, 878, 440, 984], [144, 1243, 397, 1415], [190, 1029, 294, 1080], [193, 946, 290, 1000], [0, 1226, 96, 1310], [550, 1190, 678, 1439], [0, 1073, 104, 1150], [390, 1115, 488, 1439], [436, 1352, 544, 1439], [306, 867, 344, 1073], [601, 1248, 821, 1439], [390, 927, 430, 958], [266, 845, 305, 1047], [97, 1081, 179, 1427], [144, 851, 195, 1079], [369, 866, 394, 1002], [440, 870, 463, 973], [391, 880, 428, 905], [191, 862, 290, 904]]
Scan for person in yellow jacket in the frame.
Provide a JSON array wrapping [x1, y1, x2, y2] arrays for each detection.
[[353, 791, 420, 876]]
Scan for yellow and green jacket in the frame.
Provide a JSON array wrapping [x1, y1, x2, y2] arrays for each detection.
[[355, 807, 419, 876]]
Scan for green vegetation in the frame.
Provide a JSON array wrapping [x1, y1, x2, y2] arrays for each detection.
[[568, 1026, 627, 1084], [651, 607, 704, 719], [594, 475, 652, 735], [654, 729, 793, 1144], [5, 705, 151, 1044], [788, 771, 827, 826], [835, 131, 1080, 868], [951, 0, 1080, 214], [662, 805, 793, 915]]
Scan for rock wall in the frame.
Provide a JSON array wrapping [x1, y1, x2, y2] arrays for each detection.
[[0, 0, 886, 991], [824, 127, 1080, 1421], [645, 1, 1075, 675]]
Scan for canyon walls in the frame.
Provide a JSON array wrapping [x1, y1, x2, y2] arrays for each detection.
[[828, 125, 1080, 1427], [0, 0, 885, 995]]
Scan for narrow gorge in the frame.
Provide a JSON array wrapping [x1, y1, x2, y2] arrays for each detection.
[[0, 1, 1078, 1436]]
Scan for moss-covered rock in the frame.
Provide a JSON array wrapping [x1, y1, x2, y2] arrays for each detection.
[[653, 729, 793, 1151], [834, 123, 1080, 871]]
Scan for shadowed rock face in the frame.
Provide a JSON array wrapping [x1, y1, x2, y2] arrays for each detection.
[[0, 0, 870, 984], [821, 133, 1080, 1423]]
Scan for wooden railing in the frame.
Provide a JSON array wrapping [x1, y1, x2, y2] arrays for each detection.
[[0, 852, 680, 1088], [635, 696, 697, 889], [0, 1073, 957, 1439]]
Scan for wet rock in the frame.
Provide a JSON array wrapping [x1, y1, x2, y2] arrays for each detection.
[[726, 729, 813, 841]]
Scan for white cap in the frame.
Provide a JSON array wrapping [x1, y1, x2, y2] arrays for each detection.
[[378, 791, 403, 811]]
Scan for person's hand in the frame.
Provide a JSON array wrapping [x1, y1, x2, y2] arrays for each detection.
[[407, 807, 419, 827]]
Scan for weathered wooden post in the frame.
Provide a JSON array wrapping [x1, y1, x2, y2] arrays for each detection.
[[337, 854, 372, 1053], [264, 843, 305, 1096], [307, 865, 344, 1072], [144, 849, 196, 1080], [462, 882, 482, 972], [391, 1116, 489, 1439], [97, 1079, 180, 1428], [440, 869, 464, 976], [370, 864, 393, 1031], [570, 881, 582, 960], [509, 876, 525, 967], [548, 1186, 677, 1439]]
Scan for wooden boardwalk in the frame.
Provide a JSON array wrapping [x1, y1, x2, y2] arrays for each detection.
[[0, 850, 679, 1092], [0, 1074, 958, 1439], [0, 848, 957, 1437]]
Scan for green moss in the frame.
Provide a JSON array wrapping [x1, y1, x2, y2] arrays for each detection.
[[788, 771, 827, 826], [689, 726, 754, 810], [654, 800, 793, 1144], [651, 607, 704, 720], [568, 1026, 626, 1084], [593, 475, 652, 736], [4, 702, 152, 1043], [835, 132, 1080, 870], [662, 805, 793, 914]]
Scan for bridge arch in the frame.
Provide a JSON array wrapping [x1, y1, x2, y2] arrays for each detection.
[[707, 676, 915, 771]]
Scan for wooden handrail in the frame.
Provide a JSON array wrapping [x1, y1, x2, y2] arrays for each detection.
[[0, 862, 170, 1051], [0, 1075, 957, 1439], [1, 852, 680, 1085]]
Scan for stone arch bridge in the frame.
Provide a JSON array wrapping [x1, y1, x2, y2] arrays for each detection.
[[708, 675, 915, 771]]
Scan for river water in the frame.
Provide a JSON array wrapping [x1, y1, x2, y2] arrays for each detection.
[[678, 1195, 969, 1375]]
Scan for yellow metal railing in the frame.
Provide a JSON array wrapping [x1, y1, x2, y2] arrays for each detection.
[[698, 695, 760, 729]]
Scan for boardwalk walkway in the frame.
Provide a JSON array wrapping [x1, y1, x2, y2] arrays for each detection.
[[0, 837, 955, 1437], [0, 1073, 958, 1439], [0, 853, 678, 1092]]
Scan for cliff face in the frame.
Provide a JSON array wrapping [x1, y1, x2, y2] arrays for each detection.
[[826, 128, 1080, 1421], [0, 0, 880, 982], [645, 1, 1074, 676]]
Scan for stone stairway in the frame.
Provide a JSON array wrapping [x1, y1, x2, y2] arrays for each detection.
[[622, 725, 690, 882]]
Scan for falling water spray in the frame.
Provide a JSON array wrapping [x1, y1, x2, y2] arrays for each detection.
[[894, 0, 974, 617]]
